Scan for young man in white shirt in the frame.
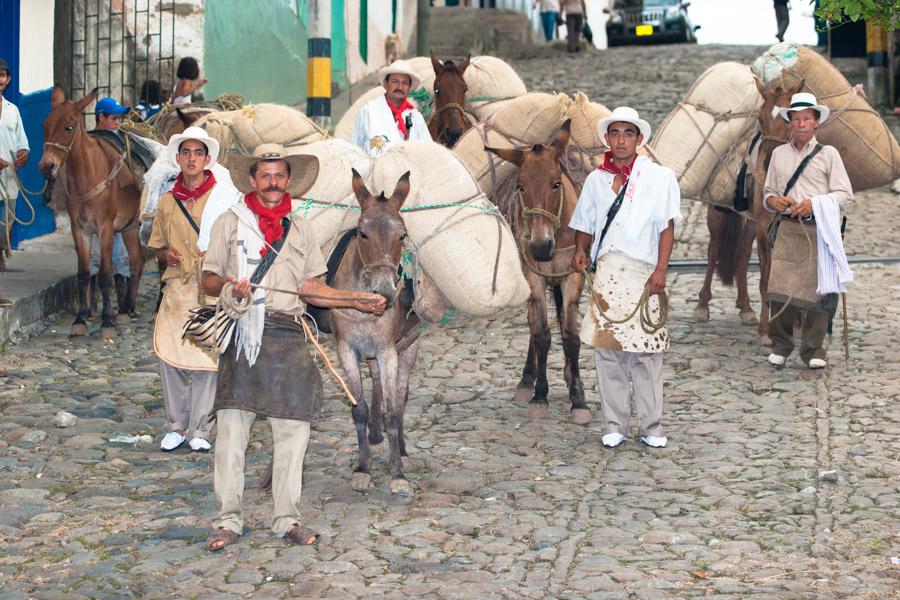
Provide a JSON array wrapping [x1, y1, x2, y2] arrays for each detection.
[[0, 57, 30, 273], [570, 107, 682, 449]]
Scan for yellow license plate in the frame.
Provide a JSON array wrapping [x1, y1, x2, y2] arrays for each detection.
[[635, 25, 653, 36]]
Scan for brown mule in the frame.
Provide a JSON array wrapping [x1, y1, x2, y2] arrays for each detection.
[[38, 86, 145, 338], [428, 54, 473, 148], [486, 120, 590, 425]]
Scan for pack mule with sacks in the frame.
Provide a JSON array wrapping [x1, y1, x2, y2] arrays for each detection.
[[651, 61, 763, 206], [334, 55, 527, 140], [753, 42, 900, 192]]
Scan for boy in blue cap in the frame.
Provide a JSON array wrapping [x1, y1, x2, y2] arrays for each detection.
[[94, 97, 129, 130]]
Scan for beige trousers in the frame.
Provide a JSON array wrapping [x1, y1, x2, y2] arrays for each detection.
[[213, 408, 311, 536], [594, 348, 664, 438], [160, 360, 216, 440]]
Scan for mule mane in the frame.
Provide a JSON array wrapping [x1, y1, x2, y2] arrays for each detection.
[[440, 60, 462, 75]]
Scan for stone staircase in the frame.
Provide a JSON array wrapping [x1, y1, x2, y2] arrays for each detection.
[[427, 7, 538, 58]]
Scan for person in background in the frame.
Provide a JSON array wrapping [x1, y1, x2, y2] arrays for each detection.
[[535, 0, 561, 42], [173, 57, 207, 106], [562, 0, 587, 53], [136, 80, 163, 120], [90, 97, 131, 309], [0, 57, 29, 274], [775, 0, 790, 42]]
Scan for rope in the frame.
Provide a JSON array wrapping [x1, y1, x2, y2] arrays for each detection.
[[0, 150, 46, 251], [580, 266, 669, 335]]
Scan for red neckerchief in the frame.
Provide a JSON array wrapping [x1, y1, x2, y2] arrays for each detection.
[[171, 170, 216, 202], [598, 151, 637, 185], [386, 96, 414, 138], [244, 192, 292, 256]]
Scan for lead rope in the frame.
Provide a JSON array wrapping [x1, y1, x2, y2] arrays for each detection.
[[579, 266, 669, 335]]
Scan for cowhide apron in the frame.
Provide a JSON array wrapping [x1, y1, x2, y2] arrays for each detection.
[[579, 252, 669, 353], [153, 278, 218, 371]]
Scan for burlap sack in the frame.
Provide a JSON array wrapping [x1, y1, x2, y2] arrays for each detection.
[[753, 43, 900, 191], [195, 104, 327, 163], [453, 92, 568, 196], [651, 62, 762, 203], [564, 93, 612, 187]]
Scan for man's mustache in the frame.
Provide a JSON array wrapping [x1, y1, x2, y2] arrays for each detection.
[[263, 186, 285, 192]]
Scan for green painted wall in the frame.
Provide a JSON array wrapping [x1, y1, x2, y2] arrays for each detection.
[[205, 0, 309, 106], [331, 0, 348, 90]]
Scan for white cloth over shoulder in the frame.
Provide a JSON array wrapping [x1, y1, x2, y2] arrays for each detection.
[[811, 194, 853, 294], [230, 202, 268, 367], [569, 156, 683, 267], [197, 181, 240, 251], [0, 97, 30, 200], [349, 93, 430, 156]]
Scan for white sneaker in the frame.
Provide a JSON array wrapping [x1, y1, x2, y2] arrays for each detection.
[[640, 435, 668, 448], [808, 358, 827, 369], [160, 431, 186, 452], [189, 437, 212, 452], [767, 353, 787, 367], [602, 432, 626, 448]]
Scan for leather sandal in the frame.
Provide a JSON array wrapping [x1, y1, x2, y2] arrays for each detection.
[[206, 527, 240, 551], [285, 524, 320, 546]]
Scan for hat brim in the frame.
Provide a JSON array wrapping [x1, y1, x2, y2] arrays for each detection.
[[378, 67, 422, 91], [777, 104, 830, 124], [596, 116, 652, 148], [167, 132, 221, 168], [226, 153, 320, 197]]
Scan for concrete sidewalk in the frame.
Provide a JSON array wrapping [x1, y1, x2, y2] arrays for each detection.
[[0, 230, 80, 346]]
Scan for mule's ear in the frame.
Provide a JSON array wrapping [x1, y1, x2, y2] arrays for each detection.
[[389, 171, 411, 209], [176, 107, 191, 126], [74, 87, 99, 113], [51, 84, 66, 108], [459, 55, 471, 74], [351, 168, 373, 208], [485, 146, 525, 167], [430, 52, 442, 74], [553, 120, 572, 155], [753, 75, 768, 97]]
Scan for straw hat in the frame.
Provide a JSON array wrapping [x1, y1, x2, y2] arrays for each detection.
[[776, 92, 830, 124], [227, 143, 319, 197], [596, 106, 652, 148], [378, 59, 422, 90], [167, 126, 220, 167]]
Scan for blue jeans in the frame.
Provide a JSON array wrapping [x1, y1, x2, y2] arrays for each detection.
[[90, 233, 131, 277], [540, 11, 558, 41]]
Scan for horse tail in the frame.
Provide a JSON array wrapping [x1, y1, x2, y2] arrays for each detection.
[[715, 208, 742, 287], [259, 458, 273, 494]]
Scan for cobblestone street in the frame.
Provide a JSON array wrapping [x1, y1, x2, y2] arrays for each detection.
[[1, 44, 898, 599]]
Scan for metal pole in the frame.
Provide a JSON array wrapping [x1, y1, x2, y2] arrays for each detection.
[[307, 0, 332, 132], [417, 0, 430, 56], [866, 22, 889, 108]]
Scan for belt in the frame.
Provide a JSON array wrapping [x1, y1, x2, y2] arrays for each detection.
[[781, 215, 816, 224], [266, 310, 302, 323]]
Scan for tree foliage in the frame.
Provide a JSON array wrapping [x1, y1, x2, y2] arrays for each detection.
[[815, 0, 900, 30]]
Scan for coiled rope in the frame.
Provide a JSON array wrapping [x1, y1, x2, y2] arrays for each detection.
[[580, 266, 669, 335]]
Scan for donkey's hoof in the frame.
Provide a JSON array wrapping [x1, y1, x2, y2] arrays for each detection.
[[389, 479, 411, 496], [113, 313, 131, 326], [739, 311, 758, 325], [351, 472, 372, 493], [514, 386, 533, 403], [368, 429, 384, 446], [100, 326, 117, 340], [758, 334, 772, 347], [692, 306, 710, 322], [70, 323, 88, 337], [570, 408, 592, 425], [528, 403, 549, 419]]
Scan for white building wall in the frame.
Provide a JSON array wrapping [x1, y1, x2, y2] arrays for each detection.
[[19, 0, 55, 95]]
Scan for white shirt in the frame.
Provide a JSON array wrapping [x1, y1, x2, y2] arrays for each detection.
[[569, 155, 683, 267], [349, 93, 431, 157], [0, 96, 30, 200], [537, 0, 560, 11]]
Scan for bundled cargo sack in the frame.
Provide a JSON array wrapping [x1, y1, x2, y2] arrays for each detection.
[[651, 61, 762, 204], [563, 92, 612, 189], [753, 42, 900, 190], [195, 104, 327, 164]]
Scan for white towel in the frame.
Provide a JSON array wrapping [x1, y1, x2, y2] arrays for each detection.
[[811, 194, 853, 294], [196, 181, 240, 251], [230, 202, 268, 366]]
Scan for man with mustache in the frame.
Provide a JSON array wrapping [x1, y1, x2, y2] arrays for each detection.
[[763, 93, 852, 370], [147, 127, 236, 453], [570, 107, 682, 450], [349, 59, 431, 156], [201, 144, 386, 551]]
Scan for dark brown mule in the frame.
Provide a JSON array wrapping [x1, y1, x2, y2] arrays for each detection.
[[750, 77, 804, 344], [486, 120, 590, 424], [692, 203, 757, 326], [335, 170, 422, 496], [428, 54, 472, 147], [38, 86, 145, 337]]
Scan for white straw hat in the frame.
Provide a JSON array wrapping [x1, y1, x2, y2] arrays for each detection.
[[596, 107, 652, 148], [167, 126, 220, 167], [378, 59, 422, 90], [776, 92, 830, 124]]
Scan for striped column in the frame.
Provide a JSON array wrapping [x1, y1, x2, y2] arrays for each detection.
[[307, 0, 332, 130], [866, 22, 889, 107]]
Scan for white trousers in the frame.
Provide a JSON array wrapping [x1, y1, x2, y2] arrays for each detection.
[[593, 348, 664, 438]]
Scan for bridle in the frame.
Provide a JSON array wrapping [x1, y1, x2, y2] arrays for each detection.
[[517, 182, 565, 236], [356, 232, 403, 286]]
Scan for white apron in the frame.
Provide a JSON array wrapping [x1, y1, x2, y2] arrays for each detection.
[[153, 278, 218, 371]]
